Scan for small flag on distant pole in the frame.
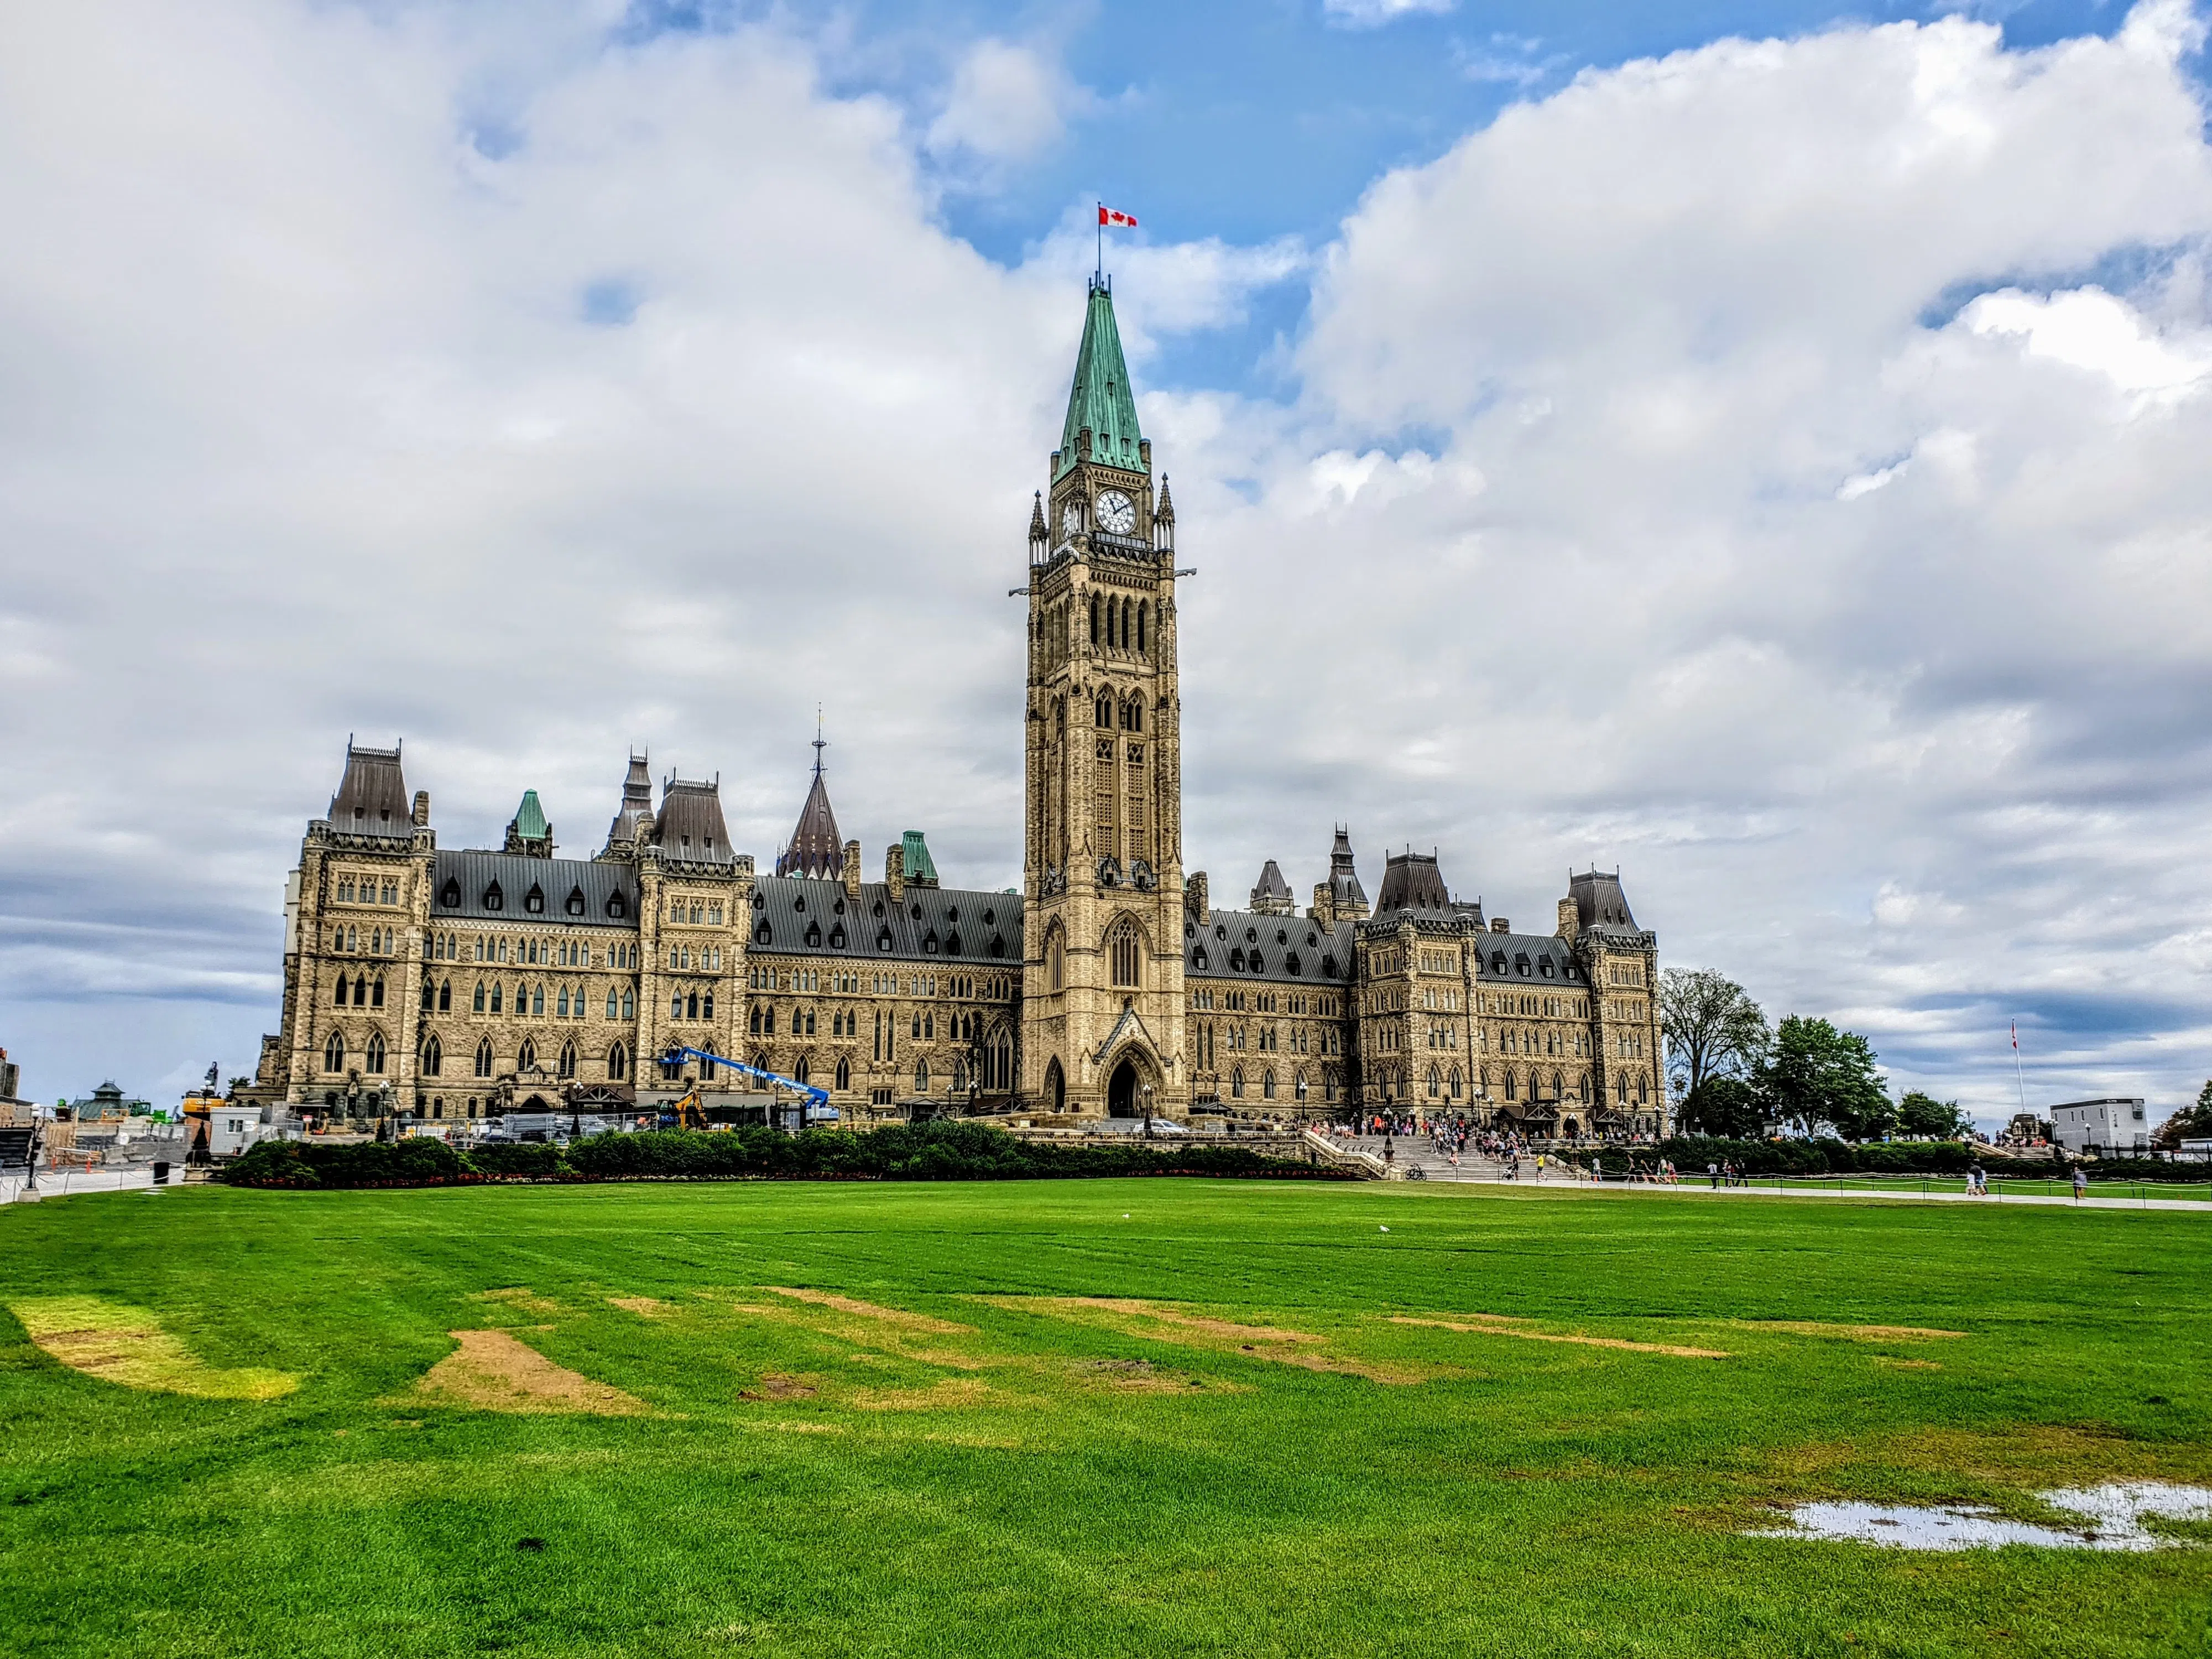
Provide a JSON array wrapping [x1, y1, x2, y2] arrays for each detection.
[[1096, 202, 1138, 278]]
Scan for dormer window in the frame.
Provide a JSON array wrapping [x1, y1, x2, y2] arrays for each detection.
[[525, 884, 545, 915], [439, 879, 460, 909], [565, 888, 586, 916], [484, 882, 504, 911], [605, 893, 627, 920]]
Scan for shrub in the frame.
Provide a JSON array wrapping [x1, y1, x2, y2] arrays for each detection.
[[224, 1136, 467, 1189], [467, 1142, 570, 1179]]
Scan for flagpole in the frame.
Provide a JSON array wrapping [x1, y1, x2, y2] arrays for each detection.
[[2013, 1019, 2027, 1121], [1095, 202, 1102, 283]]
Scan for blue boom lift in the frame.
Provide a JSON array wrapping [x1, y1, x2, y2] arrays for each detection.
[[657, 1044, 832, 1130]]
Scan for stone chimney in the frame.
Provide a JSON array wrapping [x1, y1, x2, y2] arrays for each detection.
[[1186, 870, 1209, 925], [885, 841, 905, 904], [1491, 917, 1510, 934], [1311, 883, 1333, 926], [1556, 898, 1578, 941], [412, 790, 431, 827], [842, 839, 863, 901]]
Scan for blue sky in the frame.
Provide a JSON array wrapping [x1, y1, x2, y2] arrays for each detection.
[[2, 0, 2210, 1124]]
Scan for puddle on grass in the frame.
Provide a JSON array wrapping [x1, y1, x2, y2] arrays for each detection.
[[1759, 1483, 2212, 1551]]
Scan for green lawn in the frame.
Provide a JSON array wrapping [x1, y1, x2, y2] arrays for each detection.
[[2, 1179, 2207, 1658]]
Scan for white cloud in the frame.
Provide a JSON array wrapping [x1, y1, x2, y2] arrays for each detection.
[[925, 38, 1083, 165], [1963, 285, 2212, 400]]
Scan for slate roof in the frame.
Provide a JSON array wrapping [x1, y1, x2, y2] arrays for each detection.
[[607, 753, 654, 846], [431, 851, 641, 929], [1326, 827, 1366, 907], [1056, 277, 1144, 479], [1250, 859, 1291, 907], [654, 779, 734, 864], [328, 743, 411, 840], [748, 877, 1022, 967], [1375, 850, 1451, 914], [776, 770, 843, 878], [1473, 932, 1589, 987], [1569, 868, 1640, 935], [1185, 907, 1357, 986]]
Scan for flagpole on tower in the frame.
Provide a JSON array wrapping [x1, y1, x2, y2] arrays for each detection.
[[2012, 1019, 2027, 1121], [1095, 201, 1103, 283]]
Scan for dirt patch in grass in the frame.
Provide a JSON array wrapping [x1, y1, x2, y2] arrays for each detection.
[[413, 1329, 649, 1415], [1741, 1321, 1966, 1342], [1070, 1357, 1239, 1394], [608, 1296, 668, 1317], [1391, 1314, 1731, 1360], [1874, 1357, 1943, 1371], [11, 1296, 297, 1400], [765, 1287, 973, 1334], [471, 1287, 562, 1317], [738, 1373, 821, 1402], [990, 1296, 1426, 1384]]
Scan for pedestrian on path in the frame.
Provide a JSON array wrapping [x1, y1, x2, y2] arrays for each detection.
[[2072, 1165, 2088, 1201], [1708, 1162, 1720, 1188]]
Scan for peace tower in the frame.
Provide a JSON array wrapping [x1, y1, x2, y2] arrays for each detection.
[[1019, 276, 1188, 1117]]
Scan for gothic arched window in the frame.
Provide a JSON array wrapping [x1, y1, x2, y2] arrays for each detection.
[[365, 1032, 386, 1074], [1107, 918, 1141, 988], [834, 1056, 851, 1091], [424, 1034, 442, 1077], [518, 1037, 536, 1073], [474, 1039, 493, 1078], [915, 1058, 930, 1093], [1230, 1066, 1245, 1099], [608, 1042, 628, 1081], [323, 1031, 344, 1073], [1046, 924, 1065, 992], [558, 1041, 576, 1080]]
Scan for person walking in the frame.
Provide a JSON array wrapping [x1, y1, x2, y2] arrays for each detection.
[[1708, 1161, 1720, 1189], [2072, 1165, 2088, 1202]]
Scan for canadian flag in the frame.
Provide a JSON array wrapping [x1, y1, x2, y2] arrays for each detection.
[[1098, 205, 1139, 228]]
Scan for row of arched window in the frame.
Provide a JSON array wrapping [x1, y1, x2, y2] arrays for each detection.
[[1223, 1067, 1337, 1103], [1094, 691, 1145, 731], [1089, 594, 1149, 655], [333, 973, 383, 1009]]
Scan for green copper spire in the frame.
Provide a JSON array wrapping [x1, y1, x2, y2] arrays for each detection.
[[1056, 276, 1143, 479], [513, 790, 549, 840]]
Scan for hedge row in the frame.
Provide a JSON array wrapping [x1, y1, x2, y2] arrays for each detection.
[[221, 1121, 1352, 1190]]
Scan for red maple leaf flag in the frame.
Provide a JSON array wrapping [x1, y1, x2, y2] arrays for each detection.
[[1098, 205, 1139, 228]]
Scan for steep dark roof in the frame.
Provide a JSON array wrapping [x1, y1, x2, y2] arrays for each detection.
[[1569, 868, 1639, 934], [607, 753, 654, 846], [1327, 827, 1366, 907], [654, 779, 733, 864], [748, 877, 1022, 966], [1375, 851, 1451, 914], [430, 851, 640, 928], [777, 769, 843, 879], [1185, 908, 1358, 986], [328, 743, 410, 839], [1474, 932, 1587, 986], [1250, 859, 1291, 906]]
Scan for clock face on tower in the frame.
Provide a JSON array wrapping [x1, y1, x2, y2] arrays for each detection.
[[1095, 489, 1136, 536]]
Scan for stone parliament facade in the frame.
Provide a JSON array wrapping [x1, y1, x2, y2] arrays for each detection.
[[258, 279, 1667, 1139]]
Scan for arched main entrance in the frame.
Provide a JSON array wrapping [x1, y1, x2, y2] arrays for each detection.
[[1107, 1057, 1140, 1118], [1044, 1056, 1065, 1113]]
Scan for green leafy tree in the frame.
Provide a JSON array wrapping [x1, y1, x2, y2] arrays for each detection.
[[1680, 1076, 1771, 1139], [1761, 1016, 1891, 1140], [2152, 1080, 2212, 1150], [1896, 1090, 1969, 1140], [1658, 968, 1772, 1099]]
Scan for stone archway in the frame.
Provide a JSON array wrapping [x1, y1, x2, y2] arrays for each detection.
[[1108, 1057, 1140, 1118], [1044, 1056, 1065, 1113]]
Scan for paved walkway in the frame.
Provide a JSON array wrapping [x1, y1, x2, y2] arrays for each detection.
[[0, 1168, 189, 1205], [1337, 1137, 2210, 1212]]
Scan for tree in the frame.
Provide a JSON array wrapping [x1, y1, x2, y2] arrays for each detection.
[[2152, 1080, 2212, 1150], [1896, 1090, 1969, 1140], [1762, 1016, 1891, 1140], [1680, 1076, 1771, 1139], [1659, 968, 1772, 1099]]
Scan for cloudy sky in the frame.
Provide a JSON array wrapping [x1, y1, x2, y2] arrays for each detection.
[[4, 0, 2210, 1124]]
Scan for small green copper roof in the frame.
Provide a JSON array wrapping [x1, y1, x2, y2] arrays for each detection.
[[512, 790, 550, 840], [1056, 277, 1143, 479], [901, 830, 939, 885]]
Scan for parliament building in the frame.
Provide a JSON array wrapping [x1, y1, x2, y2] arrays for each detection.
[[257, 280, 1667, 1139]]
